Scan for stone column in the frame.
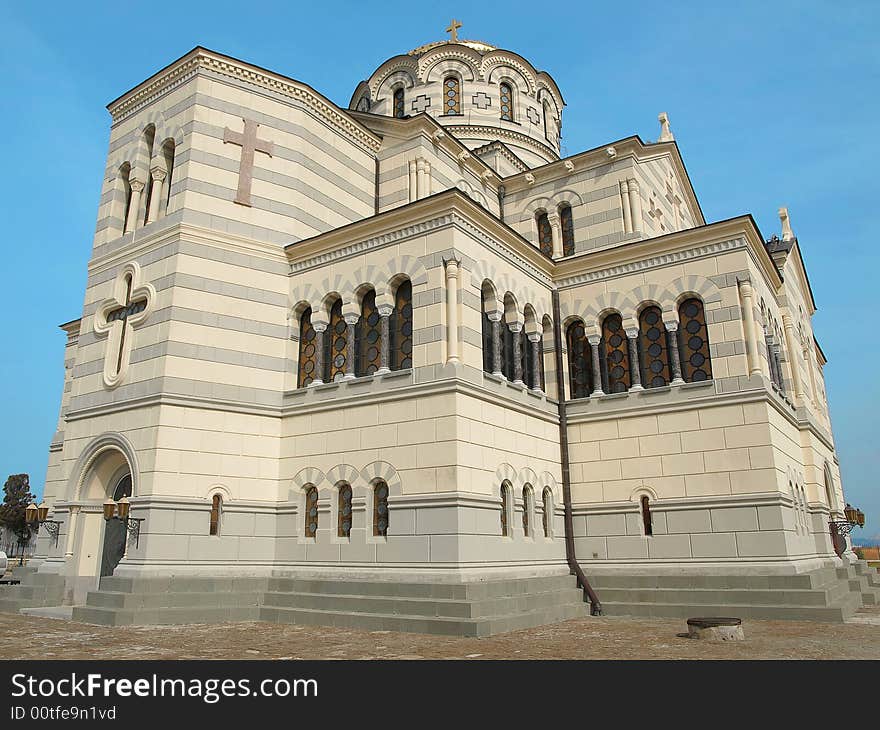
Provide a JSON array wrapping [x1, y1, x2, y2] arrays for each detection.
[[147, 166, 166, 224], [738, 280, 762, 377], [377, 305, 392, 374], [416, 159, 426, 200], [782, 312, 803, 401], [126, 177, 145, 233], [628, 179, 643, 234], [64, 506, 79, 557], [666, 321, 684, 384], [344, 314, 359, 379], [489, 312, 503, 377], [626, 329, 643, 391], [408, 160, 417, 203], [588, 335, 604, 396], [529, 333, 542, 392], [312, 322, 327, 385], [444, 258, 460, 363], [620, 180, 632, 234], [510, 322, 524, 385], [548, 211, 563, 259]]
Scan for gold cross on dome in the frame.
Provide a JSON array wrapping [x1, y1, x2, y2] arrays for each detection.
[[446, 19, 462, 41]]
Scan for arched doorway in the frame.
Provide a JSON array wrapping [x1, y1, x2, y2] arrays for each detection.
[[100, 474, 132, 577]]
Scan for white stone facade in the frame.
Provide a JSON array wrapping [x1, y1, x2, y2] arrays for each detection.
[[34, 42, 849, 606]]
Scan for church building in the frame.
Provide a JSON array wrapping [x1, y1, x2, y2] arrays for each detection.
[[4, 24, 876, 634]]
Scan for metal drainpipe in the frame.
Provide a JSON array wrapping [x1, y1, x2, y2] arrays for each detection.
[[551, 288, 602, 615]]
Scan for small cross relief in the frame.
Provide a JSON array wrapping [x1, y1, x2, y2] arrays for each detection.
[[472, 92, 492, 110], [411, 94, 431, 113], [526, 106, 540, 125], [94, 262, 155, 389], [223, 118, 274, 207]]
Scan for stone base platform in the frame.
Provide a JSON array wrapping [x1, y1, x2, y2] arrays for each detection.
[[0, 566, 65, 614]]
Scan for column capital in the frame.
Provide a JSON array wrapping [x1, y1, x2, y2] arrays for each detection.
[[508, 321, 524, 333], [620, 178, 629, 192], [377, 304, 394, 318], [312, 321, 328, 333], [737, 278, 754, 297], [547, 211, 561, 225], [587, 334, 601, 346], [487, 311, 503, 323], [627, 177, 640, 191], [625, 328, 639, 339], [662, 319, 679, 332], [149, 165, 167, 182], [443, 257, 461, 274], [527, 332, 541, 342], [343, 313, 360, 326], [129, 178, 146, 193]]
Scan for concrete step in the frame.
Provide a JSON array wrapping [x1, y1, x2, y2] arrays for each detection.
[[593, 585, 852, 608], [97, 576, 269, 594], [84, 589, 264, 610], [71, 604, 261, 626], [20, 606, 75, 620], [588, 572, 840, 591]]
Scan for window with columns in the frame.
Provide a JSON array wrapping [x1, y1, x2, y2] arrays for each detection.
[[298, 307, 318, 387], [638, 306, 671, 388], [522, 486, 533, 537], [393, 87, 405, 118], [304, 486, 318, 538], [356, 289, 382, 376], [500, 483, 512, 536], [209, 494, 222, 536], [337, 484, 353, 538], [373, 481, 389, 537], [391, 280, 413, 371], [500, 82, 514, 121], [559, 204, 575, 256], [678, 298, 712, 382], [326, 299, 348, 382], [601, 312, 630, 393], [566, 320, 593, 399], [443, 76, 461, 115], [536, 212, 553, 257], [542, 488, 553, 537]]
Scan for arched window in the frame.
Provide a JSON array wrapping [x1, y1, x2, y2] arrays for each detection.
[[500, 483, 512, 536], [443, 76, 461, 115], [536, 212, 553, 257], [298, 307, 318, 387], [500, 82, 514, 121], [521, 328, 533, 389], [337, 484, 353, 538], [678, 298, 712, 382], [522, 486, 533, 537], [162, 139, 175, 211], [304, 486, 318, 538], [326, 299, 348, 381], [391, 280, 413, 370], [481, 289, 493, 374], [502, 321, 515, 381], [823, 463, 837, 514], [542, 100, 551, 140], [141, 126, 156, 225], [639, 306, 670, 388], [113, 474, 133, 501], [209, 494, 222, 536], [640, 495, 653, 536], [559, 204, 575, 257], [119, 163, 133, 234], [542, 488, 553, 537], [357, 289, 382, 376], [373, 481, 389, 537], [393, 87, 405, 118], [601, 312, 630, 393], [566, 320, 592, 399]]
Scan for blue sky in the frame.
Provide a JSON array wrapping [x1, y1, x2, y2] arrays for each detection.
[[1, 1, 877, 540]]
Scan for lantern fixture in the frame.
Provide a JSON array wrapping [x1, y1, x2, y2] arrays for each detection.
[[102, 497, 143, 548], [830, 502, 866, 556], [26, 501, 62, 548]]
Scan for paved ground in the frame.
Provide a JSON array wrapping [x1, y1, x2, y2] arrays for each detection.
[[1, 607, 879, 660]]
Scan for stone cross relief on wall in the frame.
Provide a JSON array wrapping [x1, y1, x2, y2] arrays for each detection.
[[223, 118, 274, 206]]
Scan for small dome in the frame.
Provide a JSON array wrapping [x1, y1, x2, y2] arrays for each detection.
[[350, 38, 565, 168]]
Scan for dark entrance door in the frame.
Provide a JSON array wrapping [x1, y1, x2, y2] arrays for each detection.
[[100, 518, 126, 577]]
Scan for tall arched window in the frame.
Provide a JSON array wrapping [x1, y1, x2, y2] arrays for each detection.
[[678, 298, 712, 382], [520, 328, 533, 388], [522, 486, 533, 537], [357, 289, 382, 376], [502, 321, 515, 381], [298, 307, 318, 387], [373, 481, 389, 537], [443, 76, 461, 115], [481, 289, 493, 374], [391, 280, 413, 371], [119, 163, 133, 234], [304, 486, 318, 538], [566, 320, 592, 399], [601, 312, 630, 393], [141, 125, 156, 225], [559, 204, 575, 257], [393, 87, 405, 118], [500, 82, 514, 121], [823, 463, 837, 514], [326, 299, 348, 381], [337, 484, 353, 538], [542, 488, 553, 537], [639, 306, 670, 389], [209, 494, 222, 536], [536, 212, 553, 257], [500, 483, 511, 536], [542, 100, 551, 140], [162, 139, 175, 211], [640, 495, 653, 536]]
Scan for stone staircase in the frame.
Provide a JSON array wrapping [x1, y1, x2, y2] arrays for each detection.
[[0, 565, 64, 614], [593, 559, 880, 622], [71, 576, 269, 626], [259, 575, 588, 637]]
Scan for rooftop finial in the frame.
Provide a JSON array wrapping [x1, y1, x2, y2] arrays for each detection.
[[779, 207, 794, 242], [658, 112, 674, 142], [446, 18, 462, 42]]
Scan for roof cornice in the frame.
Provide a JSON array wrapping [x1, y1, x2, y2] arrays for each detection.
[[106, 47, 382, 153]]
